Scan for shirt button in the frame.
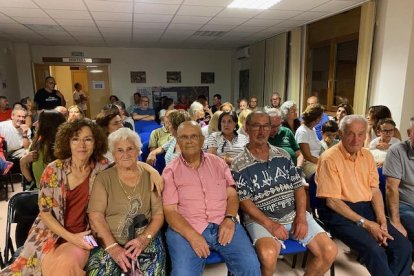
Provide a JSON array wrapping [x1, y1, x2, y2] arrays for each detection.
[[205, 199, 208, 202]]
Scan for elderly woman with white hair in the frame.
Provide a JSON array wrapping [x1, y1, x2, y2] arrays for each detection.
[[280, 100, 301, 135], [87, 128, 166, 275]]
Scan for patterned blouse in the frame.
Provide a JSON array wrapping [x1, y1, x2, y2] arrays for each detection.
[[0, 157, 109, 276]]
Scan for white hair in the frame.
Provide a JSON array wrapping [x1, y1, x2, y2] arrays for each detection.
[[188, 101, 204, 117], [339, 115, 368, 133], [108, 127, 142, 153], [280, 100, 296, 120], [266, 108, 281, 118]]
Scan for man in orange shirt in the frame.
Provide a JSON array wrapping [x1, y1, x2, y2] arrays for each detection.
[[316, 115, 411, 276]]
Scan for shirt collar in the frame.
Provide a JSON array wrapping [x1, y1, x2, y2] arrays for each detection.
[[405, 140, 414, 160], [244, 143, 282, 162], [338, 142, 365, 161], [179, 151, 206, 168]]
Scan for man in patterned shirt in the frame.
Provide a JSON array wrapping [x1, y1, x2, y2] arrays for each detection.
[[231, 111, 336, 276]]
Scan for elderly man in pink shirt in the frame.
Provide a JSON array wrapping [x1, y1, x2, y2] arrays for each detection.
[[162, 121, 260, 276]]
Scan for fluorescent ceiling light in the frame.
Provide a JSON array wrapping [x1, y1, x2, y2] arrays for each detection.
[[227, 0, 282, 9], [90, 69, 103, 73]]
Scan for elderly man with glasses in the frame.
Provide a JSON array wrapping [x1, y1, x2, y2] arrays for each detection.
[[162, 120, 260, 276]]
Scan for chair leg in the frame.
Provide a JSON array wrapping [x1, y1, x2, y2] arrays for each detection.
[[0, 249, 4, 269], [292, 255, 297, 268], [330, 262, 335, 276], [301, 251, 308, 268]]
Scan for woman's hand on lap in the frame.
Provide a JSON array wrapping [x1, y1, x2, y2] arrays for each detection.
[[108, 244, 132, 272]]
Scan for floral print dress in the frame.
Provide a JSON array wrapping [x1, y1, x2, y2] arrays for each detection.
[[0, 158, 109, 276]]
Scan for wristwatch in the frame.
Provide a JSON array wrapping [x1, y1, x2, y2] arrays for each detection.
[[225, 215, 239, 224], [356, 218, 365, 227]]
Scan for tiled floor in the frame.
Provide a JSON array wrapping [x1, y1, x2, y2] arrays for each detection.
[[0, 182, 371, 275]]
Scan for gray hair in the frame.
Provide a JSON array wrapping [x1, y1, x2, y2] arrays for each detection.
[[12, 105, 27, 115], [280, 100, 296, 120], [188, 101, 204, 117], [108, 127, 142, 154], [266, 108, 281, 118], [339, 115, 368, 133], [245, 111, 270, 126]]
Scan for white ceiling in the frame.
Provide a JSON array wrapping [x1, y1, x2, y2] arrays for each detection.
[[0, 0, 367, 49]]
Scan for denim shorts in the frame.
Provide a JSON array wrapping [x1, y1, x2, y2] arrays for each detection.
[[245, 212, 325, 246]]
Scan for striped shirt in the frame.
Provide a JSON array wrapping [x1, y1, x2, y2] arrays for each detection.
[[206, 132, 248, 158]]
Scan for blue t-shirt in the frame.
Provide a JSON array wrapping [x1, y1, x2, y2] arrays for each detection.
[[314, 113, 330, 140], [133, 107, 155, 116]]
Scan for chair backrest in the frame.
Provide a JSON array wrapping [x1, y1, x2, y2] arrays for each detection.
[[308, 174, 319, 217], [4, 191, 39, 263]]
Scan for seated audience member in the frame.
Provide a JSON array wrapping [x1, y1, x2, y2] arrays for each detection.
[[384, 116, 414, 260], [207, 111, 248, 166], [189, 101, 206, 127], [0, 96, 12, 122], [149, 110, 174, 152], [146, 110, 191, 166], [133, 96, 156, 122], [159, 97, 174, 125], [96, 106, 124, 162], [109, 95, 119, 104], [34, 76, 66, 111], [365, 105, 402, 147], [369, 118, 400, 166], [127, 92, 141, 115], [238, 98, 248, 115], [54, 106, 69, 120], [306, 96, 330, 140], [87, 128, 166, 275], [295, 103, 324, 179], [20, 110, 66, 188], [219, 102, 234, 113], [162, 121, 261, 276], [20, 97, 37, 129], [267, 108, 304, 167], [211, 93, 222, 114], [237, 109, 252, 135], [232, 112, 336, 276], [316, 115, 412, 276], [0, 137, 13, 175], [263, 92, 282, 113], [207, 111, 223, 135], [67, 105, 84, 122], [320, 120, 339, 154], [280, 100, 301, 134], [114, 100, 135, 131], [197, 95, 213, 124], [0, 119, 110, 275], [0, 106, 31, 158], [72, 82, 88, 115], [334, 103, 354, 124], [175, 94, 189, 110], [249, 96, 259, 111]]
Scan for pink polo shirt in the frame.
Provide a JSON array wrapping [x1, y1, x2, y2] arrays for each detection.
[[162, 152, 235, 234]]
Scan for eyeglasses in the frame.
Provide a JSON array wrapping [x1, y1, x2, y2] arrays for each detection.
[[249, 124, 271, 131], [110, 120, 123, 126], [47, 81, 56, 85], [177, 134, 200, 141], [71, 137, 94, 145], [380, 128, 395, 134], [115, 147, 137, 155]]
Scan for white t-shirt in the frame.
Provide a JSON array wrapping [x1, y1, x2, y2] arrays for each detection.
[[73, 90, 87, 111], [369, 137, 400, 150], [0, 120, 31, 152], [295, 125, 321, 158]]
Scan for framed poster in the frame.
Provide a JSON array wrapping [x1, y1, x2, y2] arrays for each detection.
[[130, 71, 146, 83], [201, 72, 214, 84], [167, 71, 181, 83]]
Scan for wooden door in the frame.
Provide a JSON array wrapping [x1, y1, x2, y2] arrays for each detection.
[[71, 68, 90, 117], [32, 63, 50, 92]]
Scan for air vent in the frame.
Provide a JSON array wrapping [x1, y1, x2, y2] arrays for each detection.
[[192, 31, 226, 37], [23, 24, 63, 32]]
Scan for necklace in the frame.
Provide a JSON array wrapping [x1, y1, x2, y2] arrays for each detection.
[[118, 166, 141, 201]]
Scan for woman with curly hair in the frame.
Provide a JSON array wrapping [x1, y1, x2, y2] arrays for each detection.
[[1, 119, 110, 276]]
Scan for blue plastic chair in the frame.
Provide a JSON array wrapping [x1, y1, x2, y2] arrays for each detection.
[[280, 239, 308, 268], [134, 120, 160, 134], [377, 167, 387, 215]]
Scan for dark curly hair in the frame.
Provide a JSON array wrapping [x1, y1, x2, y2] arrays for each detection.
[[54, 119, 108, 162], [368, 105, 392, 125], [218, 111, 239, 135], [302, 103, 324, 125]]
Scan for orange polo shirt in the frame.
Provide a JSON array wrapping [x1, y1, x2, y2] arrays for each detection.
[[315, 142, 379, 203]]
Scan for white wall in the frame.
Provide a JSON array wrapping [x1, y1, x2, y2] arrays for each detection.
[[18, 45, 232, 107], [0, 41, 20, 104], [369, 0, 414, 134]]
